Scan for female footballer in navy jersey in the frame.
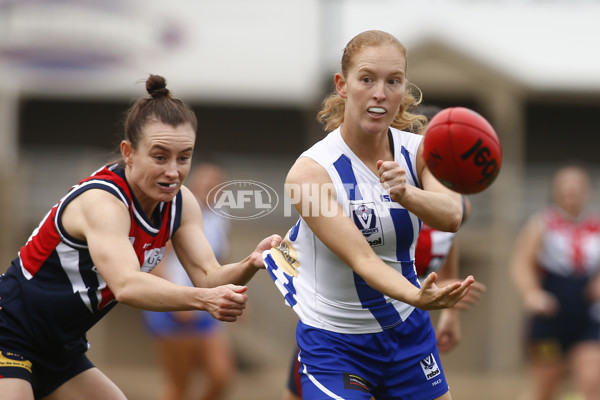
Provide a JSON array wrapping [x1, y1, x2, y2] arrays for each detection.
[[510, 163, 600, 400], [0, 74, 280, 400]]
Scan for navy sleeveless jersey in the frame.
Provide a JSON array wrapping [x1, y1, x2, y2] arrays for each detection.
[[0, 164, 182, 361]]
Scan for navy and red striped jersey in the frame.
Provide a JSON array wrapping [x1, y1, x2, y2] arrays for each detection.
[[2, 163, 182, 358]]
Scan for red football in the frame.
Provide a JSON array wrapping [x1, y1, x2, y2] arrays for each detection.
[[423, 107, 502, 194]]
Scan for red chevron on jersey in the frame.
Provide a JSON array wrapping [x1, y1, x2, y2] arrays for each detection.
[[15, 164, 182, 313], [18, 207, 62, 278]]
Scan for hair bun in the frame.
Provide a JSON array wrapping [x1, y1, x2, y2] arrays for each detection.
[[146, 74, 170, 99]]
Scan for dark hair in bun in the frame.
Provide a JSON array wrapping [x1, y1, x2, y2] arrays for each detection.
[[122, 74, 197, 151], [146, 74, 171, 99]]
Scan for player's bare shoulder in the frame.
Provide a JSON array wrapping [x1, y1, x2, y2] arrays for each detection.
[[287, 156, 330, 185], [61, 189, 129, 241]]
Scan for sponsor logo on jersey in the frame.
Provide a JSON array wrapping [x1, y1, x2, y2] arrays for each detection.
[[343, 372, 372, 393], [420, 353, 441, 380], [350, 202, 384, 247], [141, 247, 165, 272], [0, 351, 32, 373]]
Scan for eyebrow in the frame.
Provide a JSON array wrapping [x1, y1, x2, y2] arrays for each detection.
[[357, 65, 405, 77], [151, 144, 194, 153]]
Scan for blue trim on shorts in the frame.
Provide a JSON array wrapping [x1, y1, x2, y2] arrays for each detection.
[[295, 308, 449, 400]]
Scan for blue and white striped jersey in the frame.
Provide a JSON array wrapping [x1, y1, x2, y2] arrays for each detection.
[[264, 127, 424, 334]]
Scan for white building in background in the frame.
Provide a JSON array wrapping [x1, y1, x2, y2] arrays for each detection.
[[2, 0, 600, 100]]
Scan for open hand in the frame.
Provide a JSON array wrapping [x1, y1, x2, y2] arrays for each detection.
[[416, 272, 475, 311], [437, 279, 486, 311]]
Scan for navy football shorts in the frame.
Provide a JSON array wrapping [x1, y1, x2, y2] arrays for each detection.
[[0, 348, 94, 398]]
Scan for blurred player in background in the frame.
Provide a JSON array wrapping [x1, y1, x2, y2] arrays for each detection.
[[0, 74, 280, 400], [143, 161, 236, 400], [510, 163, 600, 400]]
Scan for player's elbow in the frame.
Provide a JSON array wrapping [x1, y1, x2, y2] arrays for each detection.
[[433, 211, 462, 233], [110, 280, 139, 306], [112, 286, 133, 305], [447, 213, 463, 233]]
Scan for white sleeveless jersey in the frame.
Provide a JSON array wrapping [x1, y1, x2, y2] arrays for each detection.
[[264, 127, 423, 334]]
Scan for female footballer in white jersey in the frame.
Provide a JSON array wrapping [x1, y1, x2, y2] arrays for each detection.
[[283, 197, 487, 400], [264, 30, 475, 400], [0, 74, 280, 400]]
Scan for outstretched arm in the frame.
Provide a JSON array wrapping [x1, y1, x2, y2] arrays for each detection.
[[288, 157, 474, 311], [62, 188, 250, 321], [172, 186, 281, 289]]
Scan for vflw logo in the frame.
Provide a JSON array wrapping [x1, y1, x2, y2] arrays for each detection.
[[420, 353, 441, 380], [350, 202, 384, 247]]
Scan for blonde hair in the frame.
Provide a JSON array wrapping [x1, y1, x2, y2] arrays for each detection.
[[317, 30, 427, 133]]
